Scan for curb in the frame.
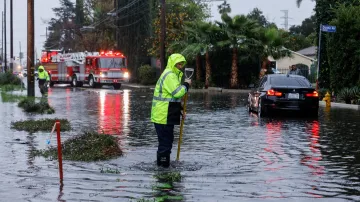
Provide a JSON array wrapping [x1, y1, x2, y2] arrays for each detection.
[[319, 101, 360, 110]]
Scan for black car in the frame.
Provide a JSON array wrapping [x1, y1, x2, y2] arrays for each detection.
[[248, 74, 319, 117]]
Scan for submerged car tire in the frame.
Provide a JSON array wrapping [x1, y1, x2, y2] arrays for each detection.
[[258, 99, 268, 117]]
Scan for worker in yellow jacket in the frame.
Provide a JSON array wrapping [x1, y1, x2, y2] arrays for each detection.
[[37, 65, 50, 97], [151, 53, 191, 168]]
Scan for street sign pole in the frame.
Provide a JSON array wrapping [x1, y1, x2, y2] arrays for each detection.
[[316, 24, 336, 90], [316, 24, 322, 90]]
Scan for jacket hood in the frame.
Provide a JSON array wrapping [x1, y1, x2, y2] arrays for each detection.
[[38, 66, 45, 70], [166, 54, 187, 73]]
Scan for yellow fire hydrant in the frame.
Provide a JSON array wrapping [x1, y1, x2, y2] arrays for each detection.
[[322, 92, 331, 107]]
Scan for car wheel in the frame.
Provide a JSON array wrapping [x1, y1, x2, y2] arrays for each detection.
[[258, 98, 267, 117]]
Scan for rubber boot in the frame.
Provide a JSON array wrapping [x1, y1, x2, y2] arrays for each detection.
[[160, 154, 170, 168], [157, 153, 161, 166]]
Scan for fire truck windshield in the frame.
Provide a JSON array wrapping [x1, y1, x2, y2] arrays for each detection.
[[99, 58, 126, 68]]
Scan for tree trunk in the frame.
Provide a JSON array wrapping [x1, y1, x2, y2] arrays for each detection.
[[230, 47, 238, 88], [205, 51, 211, 89], [196, 54, 201, 81]]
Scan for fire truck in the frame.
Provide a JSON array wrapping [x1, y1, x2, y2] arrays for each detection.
[[41, 50, 129, 89]]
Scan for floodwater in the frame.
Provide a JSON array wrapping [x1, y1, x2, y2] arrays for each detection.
[[0, 83, 360, 202]]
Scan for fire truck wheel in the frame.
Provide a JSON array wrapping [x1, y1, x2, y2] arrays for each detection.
[[89, 76, 97, 88], [113, 83, 121, 90], [71, 76, 78, 87], [50, 82, 54, 87]]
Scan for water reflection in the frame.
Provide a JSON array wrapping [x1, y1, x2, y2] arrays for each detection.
[[97, 91, 130, 136], [302, 121, 324, 176]]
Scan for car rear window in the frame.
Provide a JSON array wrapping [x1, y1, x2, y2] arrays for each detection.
[[270, 77, 311, 87]]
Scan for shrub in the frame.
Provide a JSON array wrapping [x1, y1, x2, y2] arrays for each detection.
[[18, 98, 55, 114], [11, 118, 71, 133], [192, 80, 204, 89], [0, 72, 23, 86], [32, 132, 122, 161], [337, 87, 359, 104], [138, 65, 157, 85]]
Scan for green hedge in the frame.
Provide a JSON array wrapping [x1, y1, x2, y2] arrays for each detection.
[[138, 65, 157, 85], [0, 72, 23, 86]]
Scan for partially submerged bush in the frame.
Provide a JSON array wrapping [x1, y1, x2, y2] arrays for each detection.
[[1, 92, 26, 102], [154, 172, 182, 183], [18, 97, 55, 114], [11, 118, 71, 133], [32, 132, 122, 161]]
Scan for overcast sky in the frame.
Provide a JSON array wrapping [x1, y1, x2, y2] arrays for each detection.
[[0, 0, 315, 65]]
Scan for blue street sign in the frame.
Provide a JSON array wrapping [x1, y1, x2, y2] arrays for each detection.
[[321, 25, 337, 33]]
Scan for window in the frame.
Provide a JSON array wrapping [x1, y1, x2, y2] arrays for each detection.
[[98, 58, 126, 68], [270, 77, 311, 87]]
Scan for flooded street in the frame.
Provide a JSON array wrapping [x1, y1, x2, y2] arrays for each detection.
[[1, 85, 360, 201]]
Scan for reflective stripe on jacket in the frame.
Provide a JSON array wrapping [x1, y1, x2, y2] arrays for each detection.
[[151, 54, 188, 125]]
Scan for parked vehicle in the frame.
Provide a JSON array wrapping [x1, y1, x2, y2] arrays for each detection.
[[248, 74, 319, 117], [41, 50, 129, 89]]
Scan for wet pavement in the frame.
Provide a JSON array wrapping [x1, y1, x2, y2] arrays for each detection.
[[0, 83, 360, 202]]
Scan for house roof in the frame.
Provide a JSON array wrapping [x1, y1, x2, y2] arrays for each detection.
[[297, 46, 317, 56], [268, 49, 316, 62]]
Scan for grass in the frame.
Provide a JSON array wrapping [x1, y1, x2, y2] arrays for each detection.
[[100, 167, 120, 174], [11, 118, 71, 133], [154, 172, 182, 183], [1, 92, 27, 102], [32, 132, 123, 162], [18, 97, 55, 114]]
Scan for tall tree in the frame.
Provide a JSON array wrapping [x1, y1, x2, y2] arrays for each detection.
[[170, 21, 220, 88], [217, 14, 260, 88], [289, 15, 316, 37], [247, 8, 269, 27]]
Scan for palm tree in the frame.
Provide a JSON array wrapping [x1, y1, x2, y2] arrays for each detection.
[[217, 14, 260, 88], [252, 27, 291, 74], [170, 21, 220, 88]]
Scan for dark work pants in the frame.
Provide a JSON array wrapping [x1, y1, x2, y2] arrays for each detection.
[[154, 123, 174, 155]]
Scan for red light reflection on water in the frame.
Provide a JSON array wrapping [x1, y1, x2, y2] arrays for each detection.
[[98, 91, 130, 135]]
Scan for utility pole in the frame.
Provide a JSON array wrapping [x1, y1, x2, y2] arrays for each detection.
[[160, 0, 166, 72], [27, 0, 35, 97], [4, 0, 7, 72], [19, 41, 22, 67], [280, 10, 289, 31], [1, 12, 3, 72], [10, 0, 13, 72]]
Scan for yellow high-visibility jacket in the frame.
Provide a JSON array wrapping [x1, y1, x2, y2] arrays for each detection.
[[151, 54, 188, 125]]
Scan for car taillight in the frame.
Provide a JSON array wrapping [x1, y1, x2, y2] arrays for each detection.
[[267, 89, 282, 97], [306, 91, 319, 97]]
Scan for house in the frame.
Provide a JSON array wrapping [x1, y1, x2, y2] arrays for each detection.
[[268, 50, 317, 74], [297, 46, 317, 59]]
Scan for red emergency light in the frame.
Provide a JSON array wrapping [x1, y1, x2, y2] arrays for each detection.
[[100, 50, 124, 57]]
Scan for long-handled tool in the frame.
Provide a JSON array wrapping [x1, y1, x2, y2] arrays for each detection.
[[176, 68, 194, 161]]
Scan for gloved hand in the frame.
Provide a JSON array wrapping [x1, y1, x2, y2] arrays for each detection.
[[183, 79, 191, 92]]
